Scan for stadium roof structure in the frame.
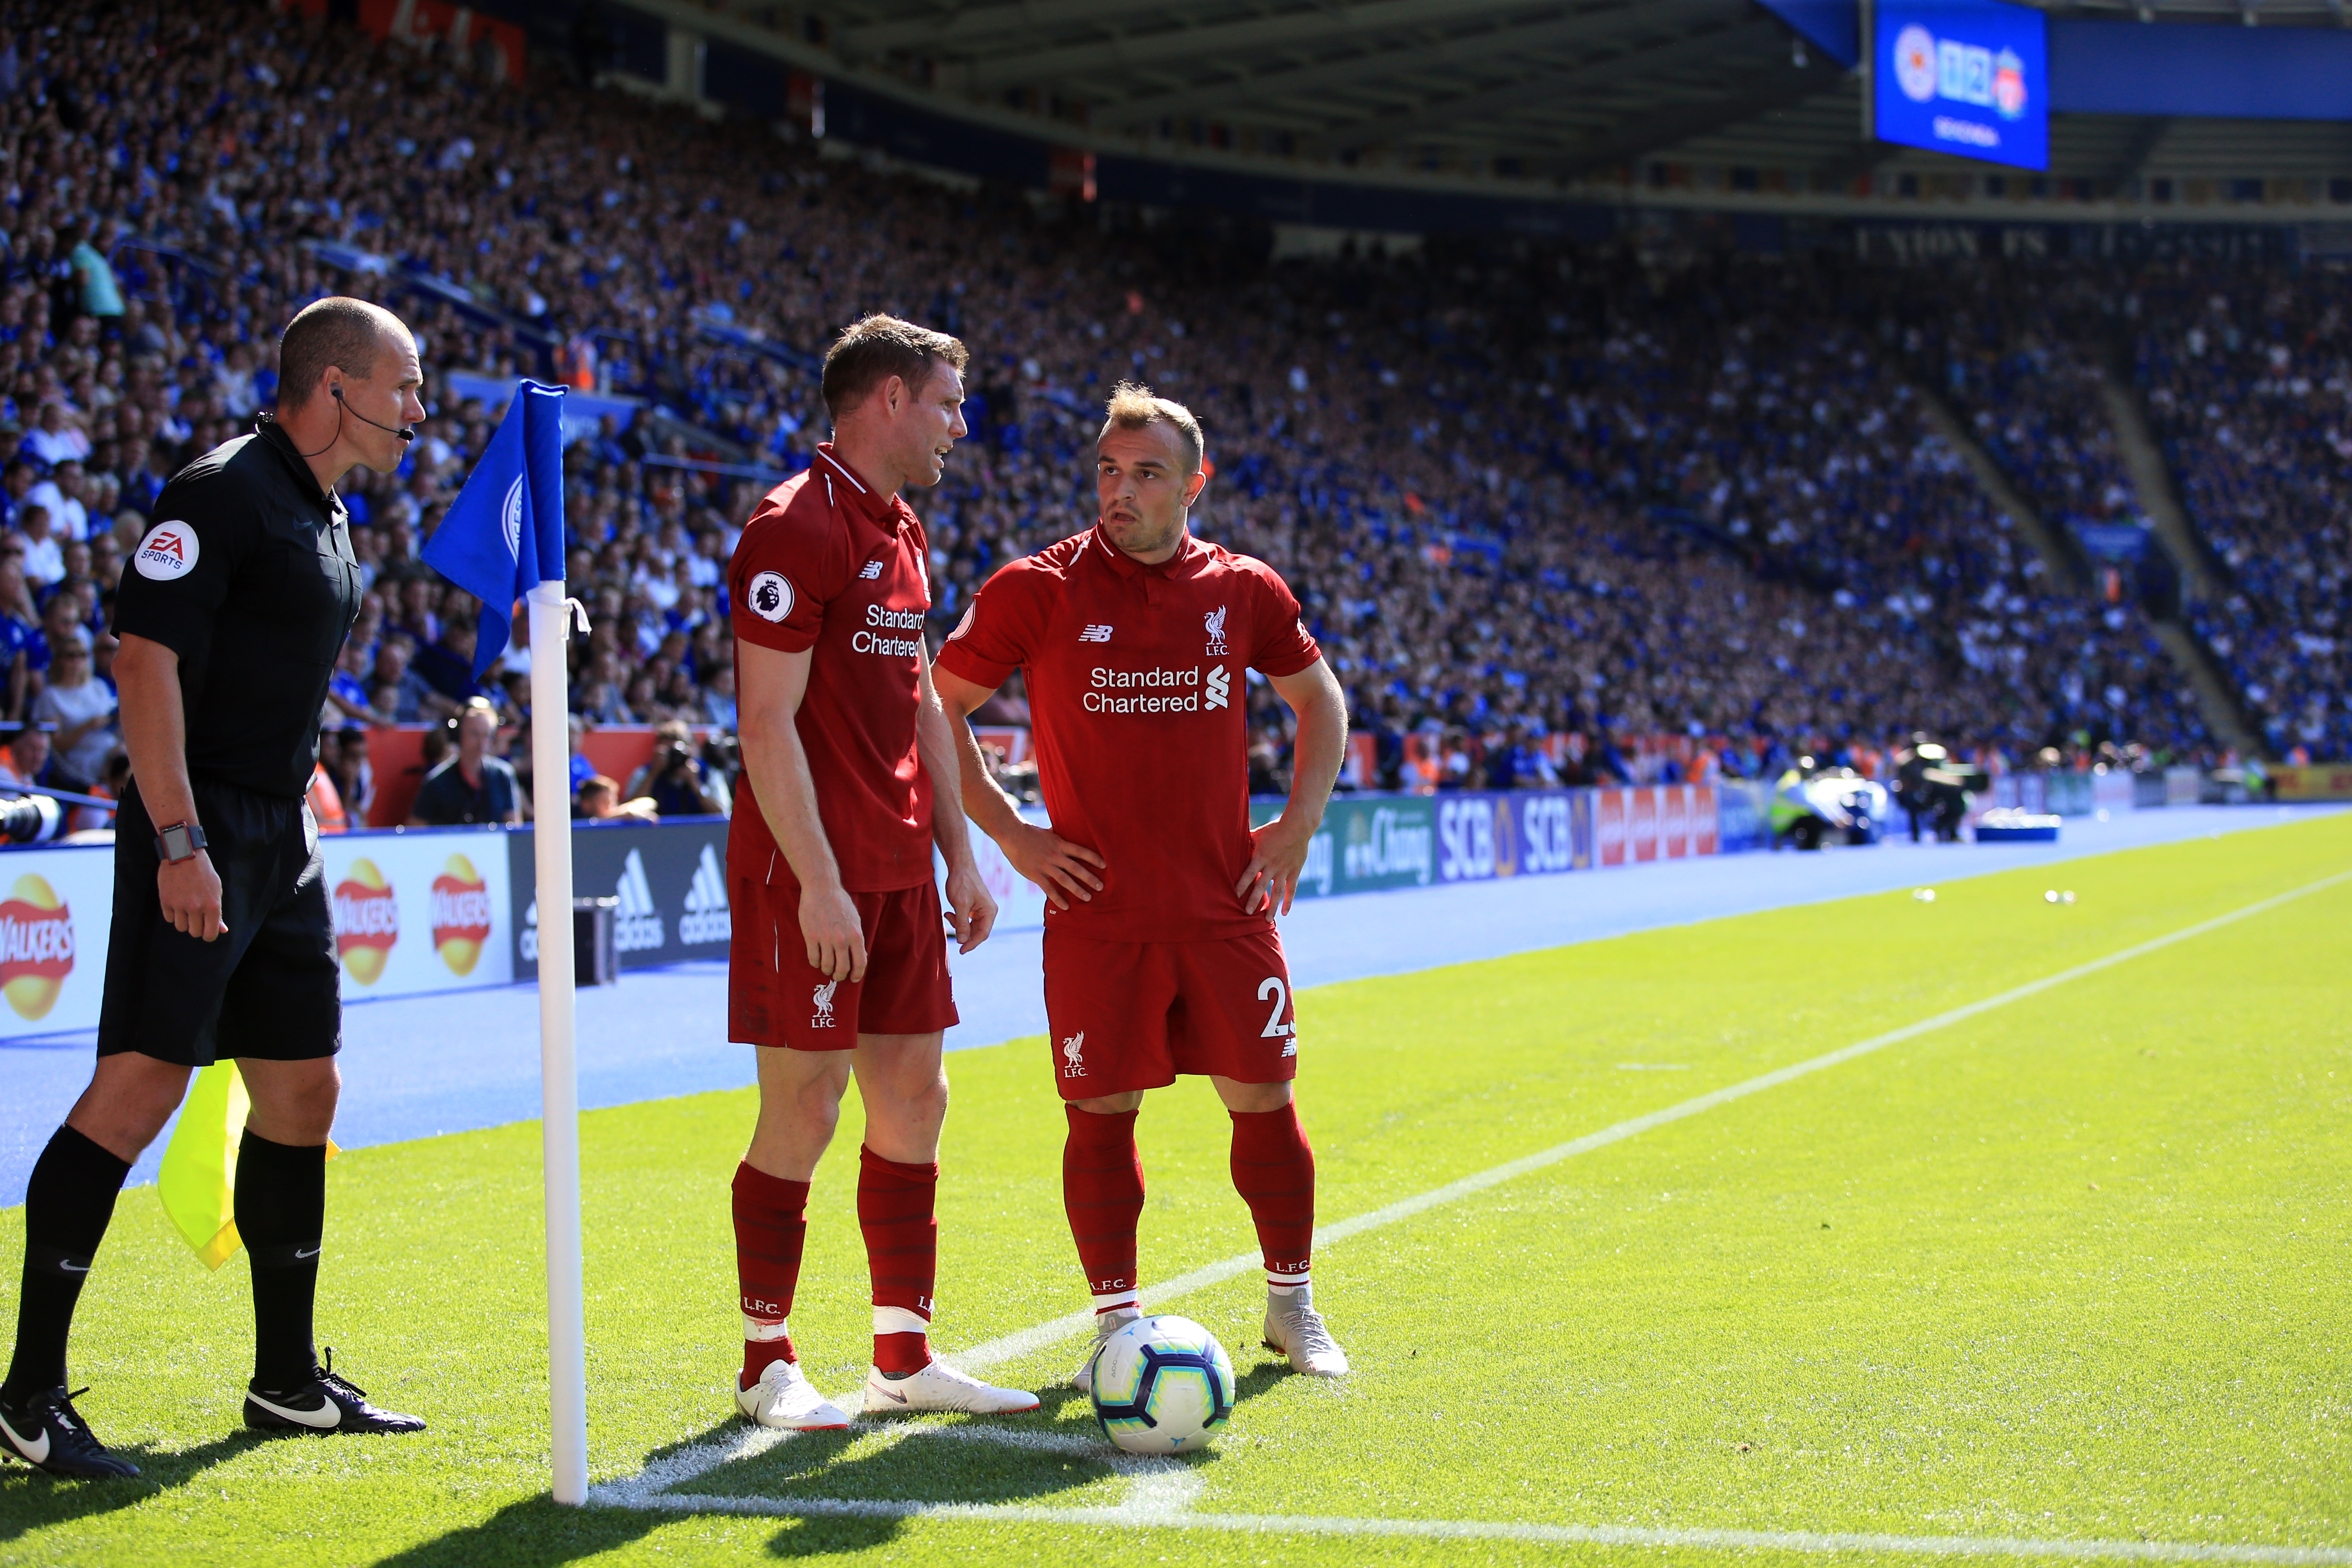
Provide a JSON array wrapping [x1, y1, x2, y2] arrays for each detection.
[[606, 0, 2352, 224]]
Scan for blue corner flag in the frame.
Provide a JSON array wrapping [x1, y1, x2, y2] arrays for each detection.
[[424, 379, 568, 679]]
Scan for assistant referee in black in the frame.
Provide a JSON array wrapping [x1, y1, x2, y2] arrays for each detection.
[[0, 298, 429, 1478]]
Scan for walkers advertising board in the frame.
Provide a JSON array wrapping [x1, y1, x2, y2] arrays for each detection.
[[0, 845, 110, 1037], [319, 832, 514, 1000]]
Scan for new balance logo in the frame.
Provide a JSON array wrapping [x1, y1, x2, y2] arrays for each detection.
[[858, 560, 884, 579], [812, 980, 839, 1029], [1205, 666, 1231, 710], [1079, 624, 1113, 643], [614, 849, 666, 953], [1060, 1031, 1086, 1077], [679, 844, 730, 945]]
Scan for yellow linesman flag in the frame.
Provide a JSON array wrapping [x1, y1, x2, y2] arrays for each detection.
[[158, 1061, 248, 1270], [157, 1062, 339, 1271]]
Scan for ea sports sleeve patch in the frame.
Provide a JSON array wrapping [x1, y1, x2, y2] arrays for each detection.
[[108, 476, 255, 664]]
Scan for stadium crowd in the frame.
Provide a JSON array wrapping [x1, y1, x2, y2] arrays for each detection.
[[0, 0, 2332, 835], [2132, 265, 2349, 761]]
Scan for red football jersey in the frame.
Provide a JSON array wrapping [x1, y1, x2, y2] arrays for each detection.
[[728, 445, 936, 892], [935, 524, 1320, 942]]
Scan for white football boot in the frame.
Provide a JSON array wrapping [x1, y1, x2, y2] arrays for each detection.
[[737, 1360, 852, 1430], [1263, 1284, 1349, 1376], [863, 1358, 1040, 1415], [1070, 1308, 1140, 1395]]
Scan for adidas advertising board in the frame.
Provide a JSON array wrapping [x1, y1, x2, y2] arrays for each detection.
[[504, 818, 732, 980]]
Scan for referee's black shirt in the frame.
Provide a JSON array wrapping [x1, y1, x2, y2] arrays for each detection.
[[110, 418, 363, 799]]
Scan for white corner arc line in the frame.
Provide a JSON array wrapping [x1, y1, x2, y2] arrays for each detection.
[[950, 867, 2352, 1373]]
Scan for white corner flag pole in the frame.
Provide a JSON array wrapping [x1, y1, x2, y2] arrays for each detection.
[[526, 580, 589, 1505]]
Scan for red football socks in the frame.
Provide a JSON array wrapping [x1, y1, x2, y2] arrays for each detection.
[[858, 1146, 939, 1378], [732, 1162, 809, 1389], [1229, 1104, 1315, 1292], [1063, 1105, 1146, 1314]]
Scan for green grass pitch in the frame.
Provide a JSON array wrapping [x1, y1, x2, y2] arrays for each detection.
[[3, 813, 2348, 1566]]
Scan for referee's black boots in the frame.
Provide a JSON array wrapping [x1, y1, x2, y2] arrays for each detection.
[[0, 1384, 141, 1479], [242, 1347, 426, 1437]]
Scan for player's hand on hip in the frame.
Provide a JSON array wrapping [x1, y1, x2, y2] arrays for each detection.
[[941, 861, 997, 953], [1236, 818, 1312, 917], [799, 881, 868, 984], [1003, 822, 1104, 911], [159, 851, 228, 941]]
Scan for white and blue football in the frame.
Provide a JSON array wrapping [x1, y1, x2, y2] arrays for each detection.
[[1087, 1314, 1235, 1455]]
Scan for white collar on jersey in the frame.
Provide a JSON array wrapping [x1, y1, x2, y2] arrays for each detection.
[[815, 448, 868, 502]]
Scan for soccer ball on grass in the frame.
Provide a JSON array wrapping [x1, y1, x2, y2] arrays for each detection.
[[1087, 1314, 1234, 1455]]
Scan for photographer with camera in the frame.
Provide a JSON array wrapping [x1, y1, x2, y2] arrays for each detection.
[[622, 719, 724, 818]]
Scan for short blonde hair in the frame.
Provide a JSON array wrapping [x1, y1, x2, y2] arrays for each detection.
[[1100, 381, 1203, 474]]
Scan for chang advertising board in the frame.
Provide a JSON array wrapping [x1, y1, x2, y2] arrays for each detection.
[[1870, 0, 2047, 172]]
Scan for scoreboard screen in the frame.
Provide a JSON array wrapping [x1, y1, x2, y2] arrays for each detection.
[[1869, 0, 2048, 172]]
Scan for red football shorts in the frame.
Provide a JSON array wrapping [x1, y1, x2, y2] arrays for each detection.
[[730, 874, 957, 1049], [1040, 927, 1298, 1099]]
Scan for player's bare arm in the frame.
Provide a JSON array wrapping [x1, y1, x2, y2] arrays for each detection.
[[1236, 657, 1348, 916], [932, 662, 1107, 909], [736, 638, 866, 984], [113, 632, 225, 941], [914, 645, 998, 952]]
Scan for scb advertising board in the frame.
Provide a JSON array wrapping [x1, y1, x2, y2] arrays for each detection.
[[1870, 0, 2048, 171], [505, 817, 733, 980]]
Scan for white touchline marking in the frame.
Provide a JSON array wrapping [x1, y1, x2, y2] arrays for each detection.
[[600, 1487, 2352, 1565], [950, 866, 2352, 1374], [597, 866, 2352, 1563]]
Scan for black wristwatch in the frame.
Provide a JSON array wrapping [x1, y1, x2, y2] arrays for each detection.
[[155, 821, 208, 864]]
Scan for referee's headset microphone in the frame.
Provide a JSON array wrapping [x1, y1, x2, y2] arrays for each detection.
[[332, 385, 417, 441], [287, 383, 419, 459]]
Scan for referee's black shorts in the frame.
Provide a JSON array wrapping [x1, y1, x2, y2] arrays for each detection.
[[97, 778, 341, 1067]]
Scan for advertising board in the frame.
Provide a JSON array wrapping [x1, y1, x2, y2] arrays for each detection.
[[1716, 780, 1769, 853], [506, 818, 733, 980], [2272, 764, 2352, 803], [320, 829, 514, 1001], [0, 843, 113, 1039], [1870, 0, 2048, 171], [0, 827, 522, 1041], [1629, 786, 1659, 863]]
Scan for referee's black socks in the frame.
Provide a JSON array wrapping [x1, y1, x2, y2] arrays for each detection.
[[235, 1130, 326, 1393], [4, 1126, 131, 1399]]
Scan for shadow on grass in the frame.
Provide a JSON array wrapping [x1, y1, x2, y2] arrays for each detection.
[[377, 1355, 1298, 1565], [373, 1494, 670, 1568], [0, 1431, 262, 1544]]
